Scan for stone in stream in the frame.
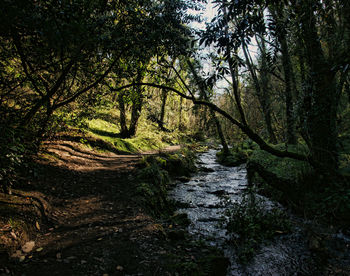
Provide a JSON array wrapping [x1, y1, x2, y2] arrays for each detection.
[[168, 230, 186, 241], [199, 167, 215, 173], [207, 190, 227, 197], [176, 176, 191, 182], [209, 256, 230, 276]]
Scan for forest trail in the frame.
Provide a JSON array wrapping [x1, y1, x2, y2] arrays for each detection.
[[43, 140, 182, 172], [2, 141, 209, 276]]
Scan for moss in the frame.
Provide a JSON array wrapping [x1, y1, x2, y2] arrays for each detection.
[[136, 149, 197, 217], [216, 140, 258, 167], [247, 144, 350, 226], [163, 151, 197, 177], [248, 144, 311, 183], [136, 156, 173, 217]]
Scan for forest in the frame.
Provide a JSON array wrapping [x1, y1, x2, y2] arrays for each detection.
[[0, 0, 350, 275]]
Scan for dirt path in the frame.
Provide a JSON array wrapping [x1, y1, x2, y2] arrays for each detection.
[[1, 141, 220, 276]]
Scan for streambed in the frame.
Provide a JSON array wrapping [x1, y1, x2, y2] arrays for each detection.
[[169, 149, 328, 275]]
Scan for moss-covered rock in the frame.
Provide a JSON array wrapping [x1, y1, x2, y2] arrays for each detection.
[[216, 140, 258, 167]]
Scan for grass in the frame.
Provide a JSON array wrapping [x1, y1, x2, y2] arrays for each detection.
[[62, 108, 185, 154]]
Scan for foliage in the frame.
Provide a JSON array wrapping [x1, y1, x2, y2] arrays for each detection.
[[0, 124, 27, 193], [226, 192, 291, 263]]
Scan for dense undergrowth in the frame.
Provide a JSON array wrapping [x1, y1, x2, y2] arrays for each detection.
[[218, 139, 350, 228], [136, 148, 197, 217]]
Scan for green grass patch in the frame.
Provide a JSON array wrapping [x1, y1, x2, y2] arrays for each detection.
[[62, 111, 185, 154]]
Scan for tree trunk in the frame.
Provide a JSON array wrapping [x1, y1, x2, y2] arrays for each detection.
[[158, 89, 168, 131], [299, 1, 339, 172], [127, 72, 144, 137], [255, 38, 278, 144], [187, 60, 229, 154], [117, 91, 129, 138], [271, 6, 297, 144], [178, 96, 183, 130]]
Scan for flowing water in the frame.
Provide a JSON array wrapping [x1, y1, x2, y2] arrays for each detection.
[[169, 149, 350, 275]]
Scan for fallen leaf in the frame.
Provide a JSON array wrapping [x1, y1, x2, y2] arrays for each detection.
[[97, 237, 103, 241], [36, 247, 43, 252], [10, 232, 17, 239], [19, 256, 25, 262], [35, 221, 40, 231]]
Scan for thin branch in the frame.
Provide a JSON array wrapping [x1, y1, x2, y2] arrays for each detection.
[[54, 56, 121, 109]]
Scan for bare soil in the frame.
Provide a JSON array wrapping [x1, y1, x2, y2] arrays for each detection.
[[0, 141, 223, 276]]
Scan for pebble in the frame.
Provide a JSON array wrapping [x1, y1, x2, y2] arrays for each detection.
[[22, 241, 35, 253]]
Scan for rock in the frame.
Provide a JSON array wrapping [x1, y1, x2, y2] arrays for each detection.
[[176, 176, 191, 182], [209, 256, 230, 276], [168, 230, 186, 241], [10, 250, 22, 259], [171, 213, 191, 226], [208, 190, 226, 196], [22, 241, 35, 253], [200, 167, 215, 173]]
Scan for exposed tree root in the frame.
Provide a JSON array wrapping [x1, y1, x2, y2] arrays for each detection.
[[1, 190, 54, 225]]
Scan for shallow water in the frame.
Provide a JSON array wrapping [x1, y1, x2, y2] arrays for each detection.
[[169, 149, 315, 275]]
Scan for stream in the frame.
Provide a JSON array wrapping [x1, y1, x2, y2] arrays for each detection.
[[169, 149, 350, 275]]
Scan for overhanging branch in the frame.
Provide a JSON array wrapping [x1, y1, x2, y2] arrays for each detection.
[[112, 82, 311, 163]]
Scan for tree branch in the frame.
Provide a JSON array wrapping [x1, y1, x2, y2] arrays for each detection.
[[111, 82, 311, 163]]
